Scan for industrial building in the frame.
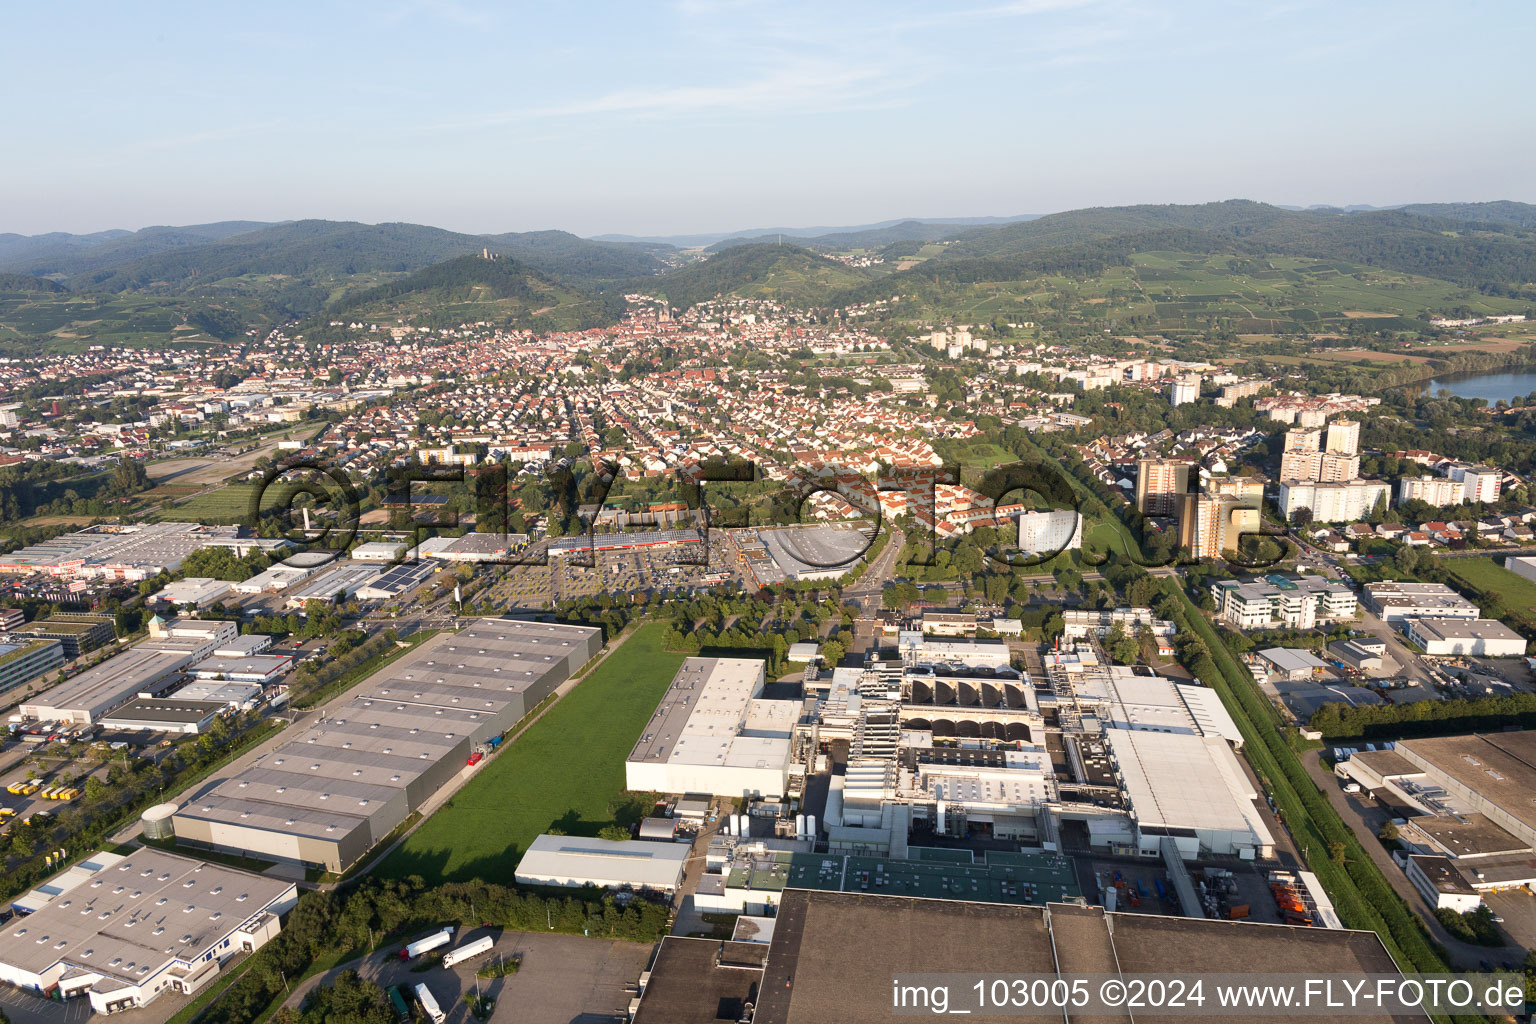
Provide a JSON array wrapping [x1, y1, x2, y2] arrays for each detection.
[[1100, 728, 1276, 860], [354, 560, 439, 601], [187, 654, 293, 685], [897, 634, 1011, 669], [170, 619, 601, 872], [1, 613, 116, 658], [513, 834, 690, 894], [0, 848, 297, 1015], [18, 618, 238, 725], [230, 563, 317, 595], [1361, 581, 1480, 625], [1330, 638, 1385, 673], [0, 523, 285, 581], [279, 562, 385, 609], [626, 657, 795, 798], [151, 577, 232, 611], [99, 698, 228, 734], [1254, 647, 1332, 681], [1508, 555, 1536, 586], [169, 679, 264, 708], [1340, 734, 1536, 910], [0, 637, 64, 696], [1403, 617, 1526, 657], [634, 890, 1425, 1024]]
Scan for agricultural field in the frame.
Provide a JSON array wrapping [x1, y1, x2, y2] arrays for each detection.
[[0, 290, 227, 351], [155, 482, 263, 524], [374, 622, 687, 886]]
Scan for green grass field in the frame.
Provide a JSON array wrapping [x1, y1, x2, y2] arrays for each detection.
[[374, 621, 687, 885], [1440, 555, 1536, 633]]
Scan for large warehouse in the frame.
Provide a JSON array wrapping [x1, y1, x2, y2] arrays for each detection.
[[0, 847, 297, 1015], [1404, 617, 1527, 657], [626, 657, 796, 798], [171, 619, 601, 873], [1099, 728, 1276, 860], [514, 834, 690, 894], [18, 618, 239, 725]]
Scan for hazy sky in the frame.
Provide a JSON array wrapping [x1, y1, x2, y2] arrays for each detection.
[[5, 0, 1533, 237]]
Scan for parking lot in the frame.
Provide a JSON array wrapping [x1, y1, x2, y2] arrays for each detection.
[[286, 928, 653, 1024], [482, 539, 741, 609], [0, 734, 118, 841]]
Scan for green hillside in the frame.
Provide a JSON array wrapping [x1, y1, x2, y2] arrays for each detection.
[[933, 201, 1536, 292], [317, 253, 622, 332], [646, 242, 877, 309], [1401, 201, 1536, 230]]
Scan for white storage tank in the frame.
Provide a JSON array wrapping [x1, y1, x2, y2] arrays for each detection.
[[142, 802, 178, 841]]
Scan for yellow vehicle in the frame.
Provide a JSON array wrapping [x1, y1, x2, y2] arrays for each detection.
[[5, 782, 25, 795], [56, 788, 79, 801], [0, 807, 14, 817], [40, 786, 61, 800]]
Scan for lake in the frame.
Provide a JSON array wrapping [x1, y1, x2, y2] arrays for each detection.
[[1421, 369, 1536, 404]]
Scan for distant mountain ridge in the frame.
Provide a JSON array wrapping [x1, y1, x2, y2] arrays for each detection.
[[0, 220, 667, 292], [595, 214, 1039, 249], [636, 242, 877, 310]]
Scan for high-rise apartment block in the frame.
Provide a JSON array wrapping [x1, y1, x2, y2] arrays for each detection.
[[1135, 458, 1191, 517]]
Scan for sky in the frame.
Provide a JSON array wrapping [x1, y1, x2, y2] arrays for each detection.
[[4, 0, 1534, 238]]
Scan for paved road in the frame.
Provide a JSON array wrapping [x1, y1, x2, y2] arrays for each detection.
[[844, 527, 905, 609]]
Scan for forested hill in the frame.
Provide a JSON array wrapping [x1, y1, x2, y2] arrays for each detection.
[[0, 273, 65, 293], [642, 242, 877, 309], [1400, 201, 1536, 230], [932, 201, 1536, 291], [481, 229, 669, 281], [320, 253, 623, 332], [0, 222, 276, 278], [0, 220, 667, 295], [707, 219, 986, 253]]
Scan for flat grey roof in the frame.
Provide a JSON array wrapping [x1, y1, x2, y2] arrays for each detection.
[[0, 848, 292, 988], [1409, 618, 1524, 643], [21, 647, 192, 715], [753, 892, 1423, 1024], [175, 619, 599, 847], [1401, 732, 1536, 833], [100, 698, 226, 726]]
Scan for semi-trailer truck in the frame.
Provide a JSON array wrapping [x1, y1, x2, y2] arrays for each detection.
[[441, 935, 494, 968], [414, 983, 446, 1024], [399, 926, 454, 960]]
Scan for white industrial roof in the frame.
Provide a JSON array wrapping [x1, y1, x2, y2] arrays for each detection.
[[1104, 729, 1274, 847], [1258, 647, 1332, 674], [515, 834, 689, 890], [628, 658, 794, 771]]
